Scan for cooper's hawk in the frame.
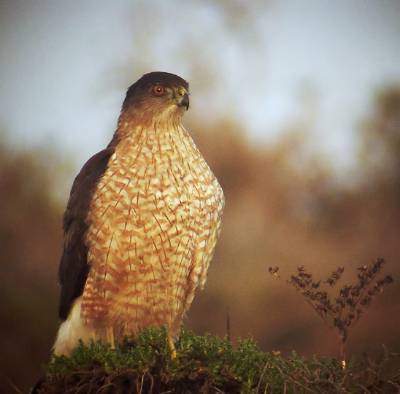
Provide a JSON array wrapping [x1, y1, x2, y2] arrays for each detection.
[[53, 72, 224, 356]]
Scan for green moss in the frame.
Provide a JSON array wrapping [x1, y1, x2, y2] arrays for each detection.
[[37, 328, 399, 393]]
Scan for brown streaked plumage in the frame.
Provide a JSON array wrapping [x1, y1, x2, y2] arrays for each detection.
[[53, 72, 224, 355]]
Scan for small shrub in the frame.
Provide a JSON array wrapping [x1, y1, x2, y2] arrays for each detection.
[[269, 258, 394, 367]]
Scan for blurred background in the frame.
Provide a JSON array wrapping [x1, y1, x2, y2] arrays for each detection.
[[1, 0, 400, 391]]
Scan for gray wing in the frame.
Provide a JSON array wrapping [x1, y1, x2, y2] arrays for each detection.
[[58, 148, 114, 320]]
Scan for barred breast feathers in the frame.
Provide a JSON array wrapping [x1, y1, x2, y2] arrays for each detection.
[[81, 117, 224, 335]]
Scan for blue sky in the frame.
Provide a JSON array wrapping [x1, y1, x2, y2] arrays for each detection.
[[1, 0, 400, 175]]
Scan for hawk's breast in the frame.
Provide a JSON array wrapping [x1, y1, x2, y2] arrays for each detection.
[[81, 125, 224, 335]]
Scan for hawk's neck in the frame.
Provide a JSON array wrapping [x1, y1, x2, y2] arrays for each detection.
[[111, 115, 200, 167]]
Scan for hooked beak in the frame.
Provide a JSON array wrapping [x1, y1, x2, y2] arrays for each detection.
[[175, 86, 189, 110]]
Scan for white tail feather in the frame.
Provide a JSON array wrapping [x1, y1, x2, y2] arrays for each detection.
[[53, 297, 92, 356]]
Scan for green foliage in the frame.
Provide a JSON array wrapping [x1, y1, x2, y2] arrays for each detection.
[[37, 328, 399, 393]]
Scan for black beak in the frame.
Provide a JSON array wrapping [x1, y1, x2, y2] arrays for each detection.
[[178, 93, 189, 110]]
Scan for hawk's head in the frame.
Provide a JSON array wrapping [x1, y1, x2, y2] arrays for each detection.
[[122, 72, 189, 123]]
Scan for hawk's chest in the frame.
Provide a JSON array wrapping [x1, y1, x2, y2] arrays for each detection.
[[85, 128, 223, 266]]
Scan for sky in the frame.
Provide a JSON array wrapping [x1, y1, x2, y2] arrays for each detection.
[[1, 0, 400, 175]]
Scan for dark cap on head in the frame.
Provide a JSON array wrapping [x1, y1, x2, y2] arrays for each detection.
[[122, 71, 189, 110], [134, 72, 188, 90]]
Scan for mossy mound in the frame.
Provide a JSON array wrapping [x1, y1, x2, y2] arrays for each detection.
[[36, 328, 399, 393]]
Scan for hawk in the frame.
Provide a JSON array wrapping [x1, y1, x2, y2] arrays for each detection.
[[53, 72, 224, 356]]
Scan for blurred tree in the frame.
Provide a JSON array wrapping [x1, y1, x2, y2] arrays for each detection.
[[360, 86, 400, 184], [355, 86, 400, 247], [0, 136, 62, 392]]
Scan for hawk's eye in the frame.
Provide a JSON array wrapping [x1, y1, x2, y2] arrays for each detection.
[[153, 85, 165, 96]]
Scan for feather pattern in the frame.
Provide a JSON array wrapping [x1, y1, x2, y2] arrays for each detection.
[[54, 72, 224, 355]]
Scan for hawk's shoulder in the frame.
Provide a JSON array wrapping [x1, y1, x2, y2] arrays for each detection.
[[58, 147, 114, 320]]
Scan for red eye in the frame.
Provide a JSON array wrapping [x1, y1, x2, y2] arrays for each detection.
[[153, 85, 165, 96]]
